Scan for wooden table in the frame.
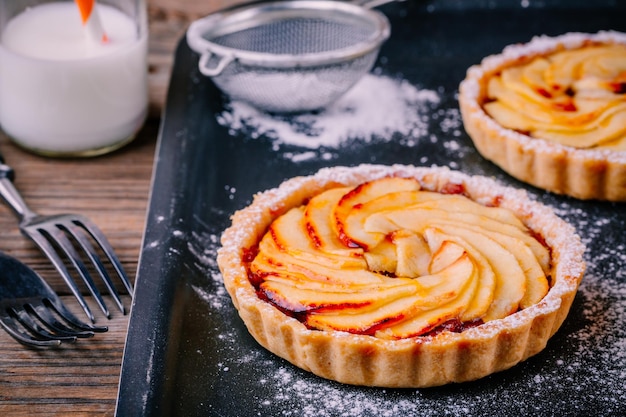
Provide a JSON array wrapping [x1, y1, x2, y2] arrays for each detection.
[[0, 1, 241, 414]]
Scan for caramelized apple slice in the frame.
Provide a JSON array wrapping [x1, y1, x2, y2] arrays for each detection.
[[393, 230, 431, 278], [333, 177, 421, 248], [342, 191, 455, 250], [260, 276, 422, 314], [363, 238, 397, 275], [362, 230, 432, 277], [375, 303, 464, 339], [432, 224, 527, 320], [520, 57, 553, 98], [367, 204, 550, 273], [602, 136, 626, 151], [435, 222, 548, 303], [270, 207, 366, 270], [428, 239, 465, 274], [363, 194, 528, 233], [304, 187, 362, 257], [306, 251, 476, 334], [487, 78, 625, 131], [260, 273, 407, 293], [423, 228, 495, 321], [306, 293, 419, 334], [252, 235, 380, 286], [534, 110, 626, 148], [434, 218, 550, 274], [501, 63, 554, 106], [378, 255, 479, 338], [545, 45, 626, 90], [487, 85, 626, 147]]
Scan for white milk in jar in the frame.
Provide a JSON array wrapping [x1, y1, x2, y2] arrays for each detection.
[[0, 2, 148, 156]]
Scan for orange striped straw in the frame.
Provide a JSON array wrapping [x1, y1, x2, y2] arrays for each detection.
[[74, 0, 109, 43]]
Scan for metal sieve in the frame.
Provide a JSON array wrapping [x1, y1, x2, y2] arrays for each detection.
[[186, 0, 396, 113]]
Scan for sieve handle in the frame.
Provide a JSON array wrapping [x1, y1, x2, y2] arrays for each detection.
[[352, 0, 404, 9], [198, 52, 234, 77]]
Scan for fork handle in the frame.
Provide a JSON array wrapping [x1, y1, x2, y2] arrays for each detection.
[[0, 152, 36, 221], [0, 152, 15, 182]]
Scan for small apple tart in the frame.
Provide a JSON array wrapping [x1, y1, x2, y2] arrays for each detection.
[[217, 164, 585, 387], [459, 31, 626, 201]]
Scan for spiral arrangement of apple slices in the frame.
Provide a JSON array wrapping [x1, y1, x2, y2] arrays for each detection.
[[249, 177, 551, 339], [483, 43, 626, 150]]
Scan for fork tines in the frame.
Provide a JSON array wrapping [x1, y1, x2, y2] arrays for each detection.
[[0, 251, 109, 347], [0, 298, 108, 347], [24, 214, 134, 323]]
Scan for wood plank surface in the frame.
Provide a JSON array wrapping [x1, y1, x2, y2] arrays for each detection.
[[0, 1, 234, 415]]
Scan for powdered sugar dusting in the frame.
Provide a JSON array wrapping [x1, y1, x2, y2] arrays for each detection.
[[216, 73, 441, 156], [189, 222, 229, 310]]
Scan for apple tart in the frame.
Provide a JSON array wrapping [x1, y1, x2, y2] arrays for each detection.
[[217, 164, 585, 387], [459, 31, 626, 201]]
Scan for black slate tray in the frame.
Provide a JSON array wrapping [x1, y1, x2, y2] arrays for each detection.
[[116, 1, 626, 416]]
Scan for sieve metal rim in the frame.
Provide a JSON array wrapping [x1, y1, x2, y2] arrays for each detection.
[[186, 0, 391, 70]]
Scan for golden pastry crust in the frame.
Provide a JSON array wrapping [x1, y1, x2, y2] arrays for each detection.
[[217, 164, 585, 388], [459, 31, 626, 201]]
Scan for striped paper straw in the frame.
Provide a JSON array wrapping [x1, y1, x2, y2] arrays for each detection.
[[74, 0, 109, 43]]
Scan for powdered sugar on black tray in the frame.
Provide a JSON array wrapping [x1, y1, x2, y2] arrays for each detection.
[[216, 72, 442, 155]]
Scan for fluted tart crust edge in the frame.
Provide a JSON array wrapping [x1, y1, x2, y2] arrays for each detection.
[[459, 31, 626, 201], [217, 164, 585, 388]]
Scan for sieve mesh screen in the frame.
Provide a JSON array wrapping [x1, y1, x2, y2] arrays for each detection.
[[210, 17, 375, 54]]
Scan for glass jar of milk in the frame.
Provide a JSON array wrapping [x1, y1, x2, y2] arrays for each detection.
[[0, 0, 148, 157]]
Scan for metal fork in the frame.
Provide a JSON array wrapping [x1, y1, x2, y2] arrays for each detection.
[[0, 152, 133, 322], [0, 251, 107, 347]]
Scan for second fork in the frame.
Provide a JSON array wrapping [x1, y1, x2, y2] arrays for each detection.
[[0, 151, 133, 322]]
